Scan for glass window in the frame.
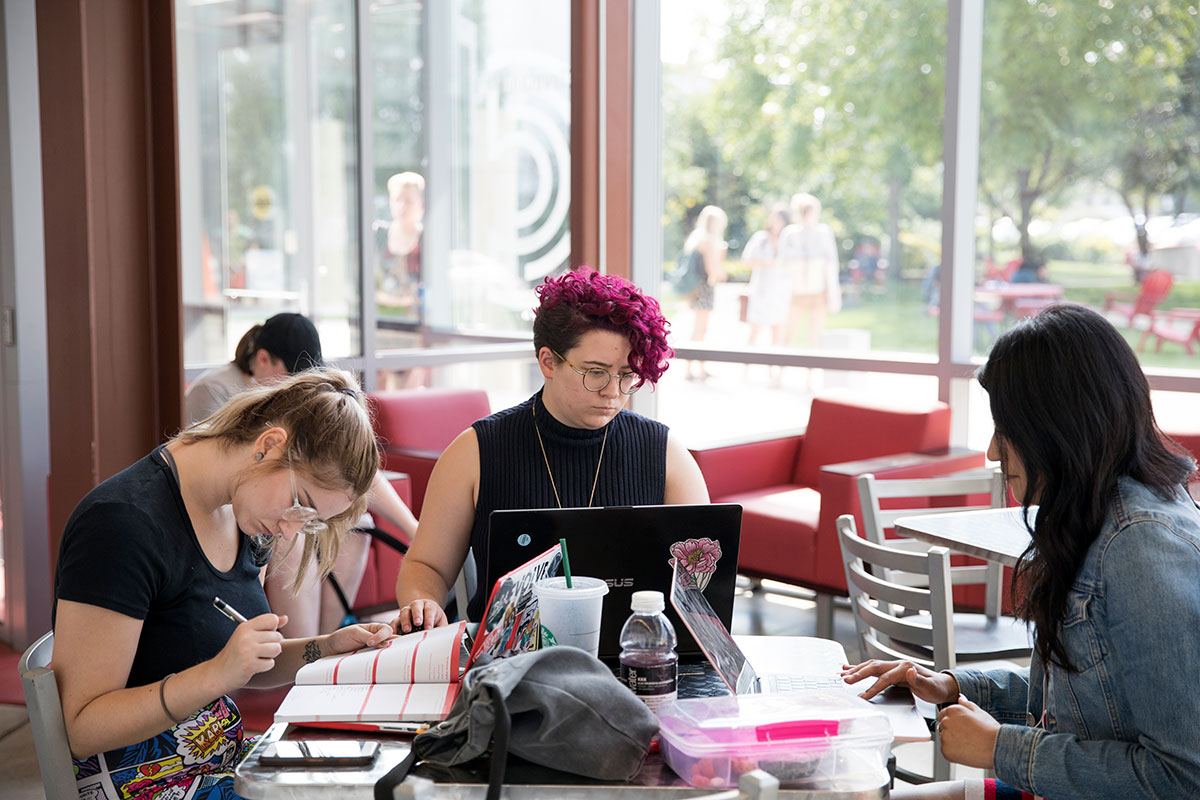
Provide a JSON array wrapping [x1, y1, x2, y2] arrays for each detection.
[[975, 2, 1200, 370], [657, 0, 945, 440], [370, 0, 425, 345], [378, 356, 541, 418], [660, 0, 945, 359], [177, 0, 360, 366], [661, 369, 940, 447], [371, 0, 571, 395], [177, 1, 570, 397]]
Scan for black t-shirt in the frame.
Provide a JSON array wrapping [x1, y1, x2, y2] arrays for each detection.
[[53, 445, 271, 688]]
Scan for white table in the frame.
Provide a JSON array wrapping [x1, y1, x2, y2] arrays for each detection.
[[235, 636, 902, 799], [894, 506, 1035, 568]]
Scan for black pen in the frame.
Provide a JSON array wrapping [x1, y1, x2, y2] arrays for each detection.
[[213, 596, 248, 624]]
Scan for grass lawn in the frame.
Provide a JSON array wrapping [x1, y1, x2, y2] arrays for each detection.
[[662, 258, 1200, 369], [839, 260, 1200, 367], [834, 281, 936, 355]]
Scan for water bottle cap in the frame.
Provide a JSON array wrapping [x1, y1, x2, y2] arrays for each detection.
[[630, 590, 665, 613]]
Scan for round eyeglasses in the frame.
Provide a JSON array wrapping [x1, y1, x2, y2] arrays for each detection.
[[283, 469, 328, 535], [552, 350, 643, 395]]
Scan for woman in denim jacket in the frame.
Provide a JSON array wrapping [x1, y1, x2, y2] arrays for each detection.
[[845, 304, 1200, 799]]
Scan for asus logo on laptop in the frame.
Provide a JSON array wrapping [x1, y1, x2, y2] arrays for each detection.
[[604, 577, 635, 588]]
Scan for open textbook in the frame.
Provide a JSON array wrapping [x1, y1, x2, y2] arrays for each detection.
[[273, 543, 563, 727]]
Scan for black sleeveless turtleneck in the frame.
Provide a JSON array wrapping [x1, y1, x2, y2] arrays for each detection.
[[467, 391, 669, 618]]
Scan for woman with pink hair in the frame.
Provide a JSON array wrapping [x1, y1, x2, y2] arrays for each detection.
[[391, 267, 711, 631]]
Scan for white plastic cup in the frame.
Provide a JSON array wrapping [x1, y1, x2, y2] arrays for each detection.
[[534, 576, 610, 657]]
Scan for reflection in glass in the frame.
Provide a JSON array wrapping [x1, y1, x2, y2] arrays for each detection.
[[176, 0, 359, 366], [370, 0, 425, 347], [369, 1, 571, 401]]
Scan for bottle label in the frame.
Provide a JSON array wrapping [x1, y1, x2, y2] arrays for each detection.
[[621, 662, 677, 712]]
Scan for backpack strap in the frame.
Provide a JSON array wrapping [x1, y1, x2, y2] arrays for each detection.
[[373, 689, 511, 800], [485, 692, 511, 800], [373, 747, 418, 800]]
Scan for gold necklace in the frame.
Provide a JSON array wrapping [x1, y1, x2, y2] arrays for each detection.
[[532, 400, 608, 508]]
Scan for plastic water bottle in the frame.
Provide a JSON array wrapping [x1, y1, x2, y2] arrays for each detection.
[[619, 590, 678, 711]]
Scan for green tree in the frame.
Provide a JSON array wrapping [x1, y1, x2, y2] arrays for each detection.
[[979, 1, 1200, 265], [1101, 15, 1200, 258], [665, 0, 1200, 276], [667, 0, 946, 275]]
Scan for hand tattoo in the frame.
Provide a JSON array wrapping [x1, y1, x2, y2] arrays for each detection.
[[303, 639, 322, 663]]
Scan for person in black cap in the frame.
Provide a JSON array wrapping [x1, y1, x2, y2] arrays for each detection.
[[252, 311, 324, 372], [186, 313, 418, 637], [185, 312, 324, 423]]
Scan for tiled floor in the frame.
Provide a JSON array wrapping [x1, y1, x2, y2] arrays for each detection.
[[2, 585, 983, 797]]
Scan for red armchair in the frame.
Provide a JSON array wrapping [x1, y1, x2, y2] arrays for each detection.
[[351, 472, 415, 615], [350, 388, 491, 613], [369, 388, 491, 517], [1163, 428, 1200, 502], [690, 393, 984, 638]]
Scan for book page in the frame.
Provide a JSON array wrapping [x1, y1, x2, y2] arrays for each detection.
[[274, 682, 461, 724], [294, 620, 468, 685]]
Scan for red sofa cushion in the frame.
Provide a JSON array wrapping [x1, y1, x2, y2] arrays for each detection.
[[353, 474, 413, 611], [722, 485, 821, 580], [689, 434, 803, 500], [1165, 429, 1200, 462], [368, 388, 490, 516], [370, 388, 490, 452], [794, 394, 952, 489], [1163, 429, 1200, 502]]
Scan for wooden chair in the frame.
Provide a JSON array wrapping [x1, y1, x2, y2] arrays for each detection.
[[837, 515, 1031, 783], [1104, 269, 1174, 350], [18, 631, 78, 800], [1149, 308, 1200, 355]]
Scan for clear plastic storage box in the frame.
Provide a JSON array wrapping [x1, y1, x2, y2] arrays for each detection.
[[656, 691, 893, 790]]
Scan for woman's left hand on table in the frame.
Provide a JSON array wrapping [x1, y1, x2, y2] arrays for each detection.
[[324, 622, 393, 656], [936, 695, 999, 770]]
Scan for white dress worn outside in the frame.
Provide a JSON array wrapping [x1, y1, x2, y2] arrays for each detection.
[[742, 230, 790, 326]]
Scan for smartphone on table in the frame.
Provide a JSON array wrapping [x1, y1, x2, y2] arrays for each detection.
[[259, 740, 380, 767]]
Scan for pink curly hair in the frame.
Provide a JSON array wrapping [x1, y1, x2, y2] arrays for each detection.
[[533, 267, 673, 384]]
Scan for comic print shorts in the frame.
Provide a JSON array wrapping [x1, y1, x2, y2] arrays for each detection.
[[73, 695, 257, 800]]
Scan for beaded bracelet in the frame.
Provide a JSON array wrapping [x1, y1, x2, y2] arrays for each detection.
[[159, 673, 186, 725]]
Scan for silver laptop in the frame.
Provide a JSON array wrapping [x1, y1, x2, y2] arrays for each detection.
[[669, 564, 852, 695], [669, 564, 932, 741]]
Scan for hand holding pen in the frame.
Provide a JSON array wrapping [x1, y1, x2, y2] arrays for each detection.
[[213, 596, 248, 624], [210, 596, 287, 691]]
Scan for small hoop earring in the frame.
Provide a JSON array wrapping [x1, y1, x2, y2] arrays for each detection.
[[254, 451, 264, 462]]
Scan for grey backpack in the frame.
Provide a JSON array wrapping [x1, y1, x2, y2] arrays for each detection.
[[374, 647, 659, 800]]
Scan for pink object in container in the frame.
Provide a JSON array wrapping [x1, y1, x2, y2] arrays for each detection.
[[656, 691, 891, 790]]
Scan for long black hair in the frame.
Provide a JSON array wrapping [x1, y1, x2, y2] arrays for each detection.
[[977, 304, 1195, 670]]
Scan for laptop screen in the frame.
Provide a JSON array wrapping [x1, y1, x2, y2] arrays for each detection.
[[486, 504, 742, 660], [669, 563, 758, 694]]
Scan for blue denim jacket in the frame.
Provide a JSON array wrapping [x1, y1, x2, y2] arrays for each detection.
[[952, 477, 1200, 799]]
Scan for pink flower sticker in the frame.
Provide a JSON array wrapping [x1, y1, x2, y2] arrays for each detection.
[[668, 537, 723, 591]]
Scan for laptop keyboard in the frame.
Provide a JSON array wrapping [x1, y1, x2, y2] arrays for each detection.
[[610, 660, 730, 699], [763, 673, 850, 693], [611, 662, 851, 698], [678, 660, 731, 698]]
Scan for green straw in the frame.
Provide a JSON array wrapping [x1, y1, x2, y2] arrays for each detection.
[[559, 537, 573, 588]]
